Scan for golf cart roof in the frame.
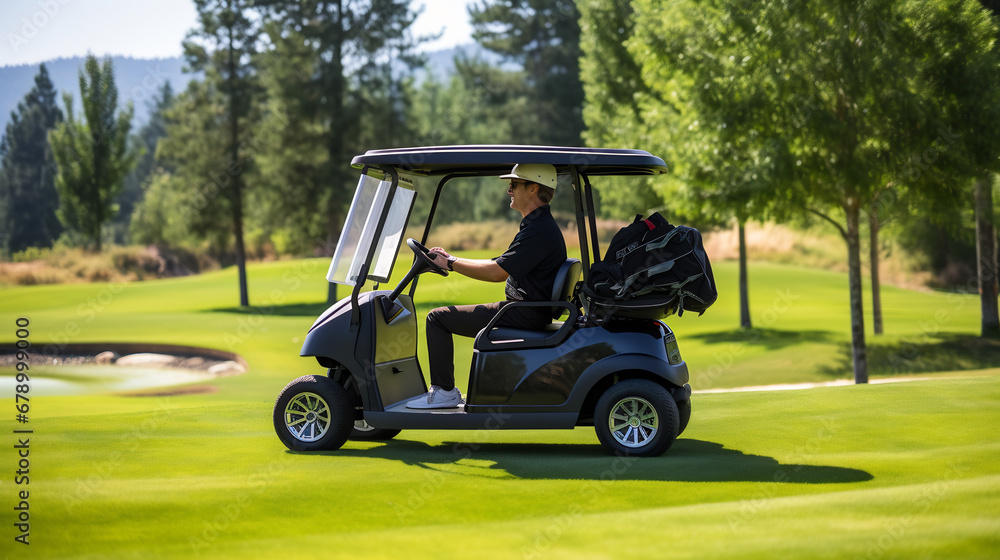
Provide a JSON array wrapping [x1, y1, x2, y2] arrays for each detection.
[[351, 144, 668, 177]]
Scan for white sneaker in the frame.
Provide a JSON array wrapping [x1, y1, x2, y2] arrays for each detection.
[[406, 385, 463, 409]]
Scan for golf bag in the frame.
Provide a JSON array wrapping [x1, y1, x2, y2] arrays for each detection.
[[583, 212, 717, 319]]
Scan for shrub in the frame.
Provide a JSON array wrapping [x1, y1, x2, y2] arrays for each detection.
[[0, 262, 73, 285], [11, 247, 52, 263], [110, 246, 164, 280], [0, 245, 219, 286]]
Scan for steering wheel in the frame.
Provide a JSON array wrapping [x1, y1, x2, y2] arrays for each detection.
[[407, 238, 449, 277]]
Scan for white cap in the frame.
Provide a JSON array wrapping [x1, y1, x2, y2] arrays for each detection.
[[499, 163, 557, 190]]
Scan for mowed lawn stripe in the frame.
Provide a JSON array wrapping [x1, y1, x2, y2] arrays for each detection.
[[23, 376, 1000, 558], [38, 475, 1000, 559]]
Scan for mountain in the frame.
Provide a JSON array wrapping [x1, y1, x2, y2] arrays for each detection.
[[418, 43, 510, 81], [0, 56, 196, 132], [0, 45, 509, 132]]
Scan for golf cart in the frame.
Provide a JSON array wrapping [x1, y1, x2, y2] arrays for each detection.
[[273, 145, 693, 457]]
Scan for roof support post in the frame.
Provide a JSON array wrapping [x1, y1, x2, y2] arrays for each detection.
[[410, 173, 458, 299], [568, 165, 591, 281], [582, 173, 602, 264]]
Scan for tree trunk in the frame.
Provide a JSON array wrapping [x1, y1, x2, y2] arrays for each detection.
[[233, 178, 250, 308], [846, 201, 869, 384], [326, 0, 345, 305], [327, 281, 339, 304], [975, 175, 1000, 337], [738, 220, 752, 329], [869, 207, 883, 335], [227, 6, 249, 308], [327, 227, 339, 304], [94, 169, 103, 252]]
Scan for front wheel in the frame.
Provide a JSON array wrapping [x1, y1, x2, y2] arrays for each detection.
[[273, 375, 354, 451], [594, 379, 679, 457]]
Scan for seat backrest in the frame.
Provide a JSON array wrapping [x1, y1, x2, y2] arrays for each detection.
[[550, 258, 582, 319]]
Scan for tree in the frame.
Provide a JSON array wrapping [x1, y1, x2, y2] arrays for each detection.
[[49, 55, 139, 252], [869, 0, 1000, 338], [468, 0, 584, 147], [410, 65, 516, 148], [131, 80, 240, 252], [252, 29, 327, 255], [114, 81, 175, 244], [974, 176, 999, 336], [0, 64, 63, 256], [254, 0, 427, 302], [404, 65, 536, 226], [620, 0, 1000, 383], [184, 0, 262, 307], [864, 187, 897, 338], [578, 0, 662, 219], [975, 0, 1000, 337], [582, 0, 794, 330]]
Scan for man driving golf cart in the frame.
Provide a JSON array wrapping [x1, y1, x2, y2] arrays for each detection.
[[275, 145, 711, 457], [408, 163, 568, 409]]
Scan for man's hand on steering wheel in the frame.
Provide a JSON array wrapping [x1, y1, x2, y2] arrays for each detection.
[[406, 238, 448, 276], [429, 247, 455, 270]]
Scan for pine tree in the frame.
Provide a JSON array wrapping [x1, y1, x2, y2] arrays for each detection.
[[184, 0, 262, 307], [114, 82, 175, 244], [255, 0, 427, 302], [0, 64, 64, 256], [468, 0, 584, 146], [129, 81, 234, 251]]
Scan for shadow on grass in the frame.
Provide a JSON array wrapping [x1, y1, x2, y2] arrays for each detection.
[[306, 438, 872, 483], [207, 302, 332, 316], [687, 328, 838, 351], [820, 333, 1000, 377]]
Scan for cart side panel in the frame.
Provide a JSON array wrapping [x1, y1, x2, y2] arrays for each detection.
[[372, 293, 426, 406], [468, 325, 672, 407]]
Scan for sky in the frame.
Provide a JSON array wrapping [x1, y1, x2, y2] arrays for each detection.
[[0, 0, 474, 67]]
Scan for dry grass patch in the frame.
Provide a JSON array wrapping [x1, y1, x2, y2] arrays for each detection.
[[703, 222, 933, 290], [0, 245, 218, 286], [420, 218, 632, 252]]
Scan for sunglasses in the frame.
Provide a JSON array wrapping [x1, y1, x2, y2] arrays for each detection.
[[507, 180, 529, 194]]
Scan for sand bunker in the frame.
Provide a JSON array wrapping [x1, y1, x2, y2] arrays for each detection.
[[0, 343, 247, 397]]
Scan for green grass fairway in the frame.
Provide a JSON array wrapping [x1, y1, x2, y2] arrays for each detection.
[[2, 256, 999, 558], [20, 377, 1000, 559]]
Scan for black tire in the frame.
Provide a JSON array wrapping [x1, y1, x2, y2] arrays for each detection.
[[273, 375, 354, 452], [677, 398, 691, 436], [349, 420, 401, 441], [594, 379, 679, 457]]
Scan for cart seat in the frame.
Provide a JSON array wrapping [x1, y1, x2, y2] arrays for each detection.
[[484, 322, 565, 343], [475, 259, 581, 350], [548, 258, 582, 319]]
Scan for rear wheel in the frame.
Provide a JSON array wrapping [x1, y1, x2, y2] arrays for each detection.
[[273, 375, 353, 451], [594, 379, 679, 457], [350, 419, 401, 441], [677, 398, 691, 436]]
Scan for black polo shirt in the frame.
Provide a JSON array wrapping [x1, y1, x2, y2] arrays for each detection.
[[493, 205, 567, 304]]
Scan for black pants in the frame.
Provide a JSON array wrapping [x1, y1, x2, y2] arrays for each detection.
[[426, 301, 549, 391]]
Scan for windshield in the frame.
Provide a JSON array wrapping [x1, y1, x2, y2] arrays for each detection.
[[326, 173, 415, 286]]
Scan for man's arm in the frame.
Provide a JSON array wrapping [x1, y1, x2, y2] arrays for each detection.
[[452, 258, 509, 282], [431, 251, 509, 282]]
